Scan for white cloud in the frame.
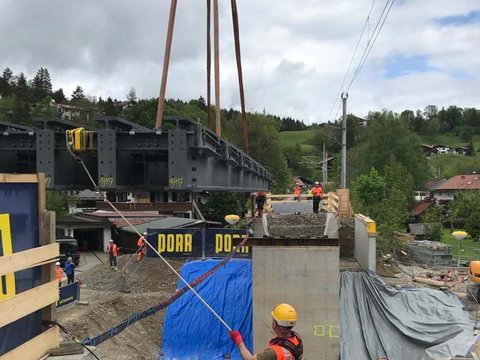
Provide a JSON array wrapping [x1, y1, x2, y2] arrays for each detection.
[[0, 0, 479, 124]]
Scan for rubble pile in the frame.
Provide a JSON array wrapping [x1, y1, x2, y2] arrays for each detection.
[[267, 213, 327, 237]]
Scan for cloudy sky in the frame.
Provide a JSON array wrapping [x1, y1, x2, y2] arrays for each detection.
[[0, 0, 479, 124]]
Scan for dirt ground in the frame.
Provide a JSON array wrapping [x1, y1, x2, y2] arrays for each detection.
[[57, 255, 185, 360]]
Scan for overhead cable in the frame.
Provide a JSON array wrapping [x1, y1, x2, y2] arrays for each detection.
[[346, 0, 395, 91], [325, 0, 377, 122]]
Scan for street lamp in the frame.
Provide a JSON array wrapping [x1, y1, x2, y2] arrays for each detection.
[[225, 214, 240, 228], [452, 230, 467, 267]]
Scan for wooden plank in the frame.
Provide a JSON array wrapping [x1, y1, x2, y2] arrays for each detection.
[[0, 174, 39, 183], [0, 243, 59, 276], [0, 325, 59, 360], [37, 173, 46, 214], [41, 211, 57, 324], [0, 280, 59, 328]]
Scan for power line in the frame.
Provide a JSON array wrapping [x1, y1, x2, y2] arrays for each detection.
[[325, 0, 376, 122], [346, 0, 395, 91]]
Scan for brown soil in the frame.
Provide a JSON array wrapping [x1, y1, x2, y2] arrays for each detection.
[[57, 255, 185, 360]]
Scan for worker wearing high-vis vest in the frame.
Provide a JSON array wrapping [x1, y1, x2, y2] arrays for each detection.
[[311, 182, 323, 214], [229, 303, 304, 360], [55, 262, 63, 287], [107, 239, 119, 271]]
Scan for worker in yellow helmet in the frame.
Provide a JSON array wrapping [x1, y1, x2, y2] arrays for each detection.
[[229, 303, 303, 360]]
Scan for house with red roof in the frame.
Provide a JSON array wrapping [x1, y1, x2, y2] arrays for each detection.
[[431, 175, 480, 204]]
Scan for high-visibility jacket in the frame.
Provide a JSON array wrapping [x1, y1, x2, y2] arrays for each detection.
[[107, 243, 118, 257], [55, 267, 63, 282], [293, 186, 301, 196], [268, 332, 303, 360], [312, 186, 323, 198]]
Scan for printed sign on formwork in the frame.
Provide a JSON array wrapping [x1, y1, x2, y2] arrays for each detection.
[[205, 228, 251, 258], [57, 282, 80, 308], [146, 228, 202, 257]]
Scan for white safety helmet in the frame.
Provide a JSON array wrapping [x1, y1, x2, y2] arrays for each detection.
[[109, 239, 114, 242], [315, 181, 319, 185], [56, 261, 61, 266]]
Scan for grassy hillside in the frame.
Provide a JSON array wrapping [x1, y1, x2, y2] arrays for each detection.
[[278, 129, 317, 153], [279, 129, 480, 181], [420, 134, 480, 179]]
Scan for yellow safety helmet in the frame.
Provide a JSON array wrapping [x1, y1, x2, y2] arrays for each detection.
[[271, 303, 297, 328]]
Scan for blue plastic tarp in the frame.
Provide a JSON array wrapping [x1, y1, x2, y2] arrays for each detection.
[[159, 259, 252, 360]]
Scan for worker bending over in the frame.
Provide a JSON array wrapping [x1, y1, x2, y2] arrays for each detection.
[[229, 303, 303, 360]]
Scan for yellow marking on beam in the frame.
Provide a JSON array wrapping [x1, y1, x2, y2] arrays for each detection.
[[313, 325, 325, 336], [0, 214, 16, 301]]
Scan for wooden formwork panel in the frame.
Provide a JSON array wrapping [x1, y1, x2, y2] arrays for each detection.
[[0, 173, 59, 359]]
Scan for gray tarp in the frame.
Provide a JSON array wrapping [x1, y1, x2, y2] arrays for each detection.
[[340, 271, 477, 360]]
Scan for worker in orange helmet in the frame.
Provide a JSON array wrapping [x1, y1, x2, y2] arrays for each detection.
[[311, 181, 323, 214], [229, 303, 303, 360], [293, 184, 301, 202], [136, 232, 147, 262], [55, 261, 64, 287]]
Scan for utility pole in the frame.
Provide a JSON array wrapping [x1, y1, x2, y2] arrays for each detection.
[[341, 92, 348, 188]]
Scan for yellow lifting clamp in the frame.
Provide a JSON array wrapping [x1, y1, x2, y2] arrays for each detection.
[[66, 128, 95, 153]]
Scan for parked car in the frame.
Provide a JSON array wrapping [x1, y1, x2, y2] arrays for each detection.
[[56, 237, 80, 266]]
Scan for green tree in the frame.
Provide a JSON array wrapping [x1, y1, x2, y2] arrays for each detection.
[[448, 191, 480, 225], [46, 191, 69, 216], [352, 167, 386, 219], [100, 97, 120, 116], [356, 110, 429, 187], [31, 67, 52, 101], [421, 206, 443, 242], [438, 105, 463, 133], [283, 143, 315, 179], [225, 112, 291, 193], [121, 98, 158, 127], [0, 68, 14, 96], [32, 96, 56, 117], [71, 85, 85, 102], [466, 210, 480, 240], [204, 192, 243, 222], [126, 87, 137, 103], [14, 73, 29, 101], [52, 88, 66, 103]]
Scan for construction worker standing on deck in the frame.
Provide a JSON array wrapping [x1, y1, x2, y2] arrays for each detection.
[[107, 239, 118, 271], [312, 182, 323, 214], [229, 303, 303, 360], [293, 184, 301, 202]]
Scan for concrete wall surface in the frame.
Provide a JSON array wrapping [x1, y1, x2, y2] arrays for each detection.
[[354, 214, 376, 271], [253, 247, 340, 359]]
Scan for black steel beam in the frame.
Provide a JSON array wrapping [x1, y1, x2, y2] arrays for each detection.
[[0, 116, 271, 192]]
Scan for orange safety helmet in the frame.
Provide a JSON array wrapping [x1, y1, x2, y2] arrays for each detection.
[[271, 303, 297, 328]]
